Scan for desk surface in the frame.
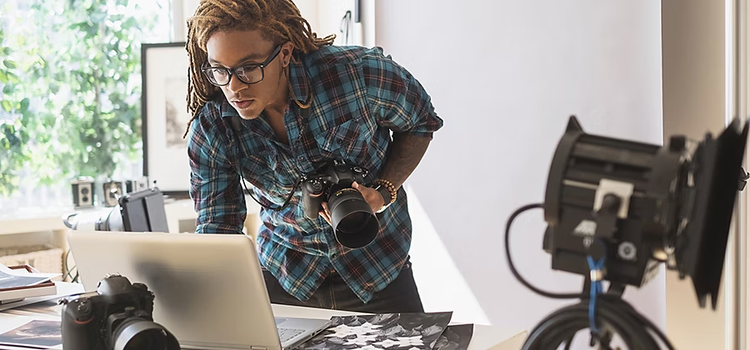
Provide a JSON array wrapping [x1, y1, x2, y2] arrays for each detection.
[[0, 283, 527, 350]]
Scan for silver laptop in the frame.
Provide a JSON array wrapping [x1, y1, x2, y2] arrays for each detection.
[[67, 230, 331, 350]]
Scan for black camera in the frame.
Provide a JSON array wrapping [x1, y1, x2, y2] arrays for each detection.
[[301, 160, 380, 248], [60, 274, 179, 350]]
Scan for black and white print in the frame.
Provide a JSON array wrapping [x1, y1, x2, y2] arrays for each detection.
[[0, 320, 62, 348], [164, 76, 189, 149], [296, 312, 453, 350], [434, 324, 473, 350]]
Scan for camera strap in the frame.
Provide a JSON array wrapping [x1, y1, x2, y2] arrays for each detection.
[[226, 113, 302, 212], [228, 115, 242, 132]]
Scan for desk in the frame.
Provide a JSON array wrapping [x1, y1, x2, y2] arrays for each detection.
[[0, 283, 526, 350]]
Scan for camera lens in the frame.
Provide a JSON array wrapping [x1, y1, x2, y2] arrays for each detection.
[[113, 318, 180, 350], [338, 212, 373, 233], [328, 188, 379, 248]]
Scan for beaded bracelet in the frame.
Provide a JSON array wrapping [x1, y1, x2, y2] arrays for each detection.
[[372, 179, 397, 206]]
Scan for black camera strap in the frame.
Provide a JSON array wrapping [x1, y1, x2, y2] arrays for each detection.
[[228, 115, 302, 212]]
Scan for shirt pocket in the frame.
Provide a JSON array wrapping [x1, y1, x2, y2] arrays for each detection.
[[314, 119, 369, 160], [238, 143, 276, 176]]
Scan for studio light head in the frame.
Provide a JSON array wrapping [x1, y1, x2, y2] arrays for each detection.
[[542, 115, 749, 309]]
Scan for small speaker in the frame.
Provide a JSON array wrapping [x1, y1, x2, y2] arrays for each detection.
[[71, 177, 95, 208]]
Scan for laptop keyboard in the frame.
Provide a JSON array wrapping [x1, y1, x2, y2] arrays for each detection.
[[278, 327, 306, 342]]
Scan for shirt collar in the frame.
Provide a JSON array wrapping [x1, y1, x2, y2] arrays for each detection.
[[287, 58, 311, 106]]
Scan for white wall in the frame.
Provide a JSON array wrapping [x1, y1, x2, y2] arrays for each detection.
[[178, 0, 357, 45], [375, 0, 667, 335]]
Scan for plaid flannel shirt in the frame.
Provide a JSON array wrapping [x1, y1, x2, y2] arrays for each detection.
[[187, 45, 443, 303]]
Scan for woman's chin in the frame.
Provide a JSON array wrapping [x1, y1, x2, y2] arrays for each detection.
[[236, 108, 262, 120]]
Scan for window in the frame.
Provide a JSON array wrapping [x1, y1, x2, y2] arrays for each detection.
[[0, 0, 172, 211]]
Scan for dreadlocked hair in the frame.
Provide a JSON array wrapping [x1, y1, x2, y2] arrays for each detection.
[[183, 0, 335, 138]]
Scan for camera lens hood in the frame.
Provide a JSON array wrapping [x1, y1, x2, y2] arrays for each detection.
[[113, 318, 180, 350], [330, 188, 379, 248]]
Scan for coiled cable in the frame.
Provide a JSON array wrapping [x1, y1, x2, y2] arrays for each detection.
[[505, 203, 674, 350]]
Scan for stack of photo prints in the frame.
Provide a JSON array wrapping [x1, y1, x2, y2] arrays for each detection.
[[295, 311, 473, 350]]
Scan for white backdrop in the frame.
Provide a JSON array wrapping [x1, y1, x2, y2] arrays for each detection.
[[374, 0, 667, 333]]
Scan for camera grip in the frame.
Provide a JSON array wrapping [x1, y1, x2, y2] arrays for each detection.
[[301, 180, 325, 219], [61, 298, 96, 350]]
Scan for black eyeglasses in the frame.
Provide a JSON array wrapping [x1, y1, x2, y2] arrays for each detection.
[[201, 45, 282, 86]]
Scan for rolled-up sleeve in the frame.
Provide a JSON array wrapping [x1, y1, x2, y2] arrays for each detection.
[[361, 47, 444, 138], [187, 109, 246, 234]]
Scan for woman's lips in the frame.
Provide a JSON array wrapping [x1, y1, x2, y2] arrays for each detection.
[[233, 100, 253, 109]]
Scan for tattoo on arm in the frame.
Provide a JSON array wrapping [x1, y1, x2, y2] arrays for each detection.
[[378, 133, 432, 189]]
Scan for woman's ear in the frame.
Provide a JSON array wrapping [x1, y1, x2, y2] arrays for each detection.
[[281, 41, 295, 67]]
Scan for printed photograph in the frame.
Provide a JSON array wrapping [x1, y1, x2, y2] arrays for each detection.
[[0, 270, 49, 289], [434, 324, 473, 350], [297, 312, 453, 350], [0, 320, 61, 348], [164, 76, 190, 149]]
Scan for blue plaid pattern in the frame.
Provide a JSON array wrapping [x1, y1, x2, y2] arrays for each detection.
[[187, 46, 443, 303]]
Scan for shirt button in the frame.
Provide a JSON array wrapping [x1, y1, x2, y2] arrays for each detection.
[[298, 156, 305, 161]]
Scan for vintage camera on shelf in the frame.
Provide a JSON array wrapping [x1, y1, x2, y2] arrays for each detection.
[[125, 177, 149, 194], [102, 180, 124, 207], [71, 176, 96, 208], [301, 159, 380, 248], [59, 274, 180, 350]]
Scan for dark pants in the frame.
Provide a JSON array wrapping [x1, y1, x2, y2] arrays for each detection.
[[262, 259, 424, 313]]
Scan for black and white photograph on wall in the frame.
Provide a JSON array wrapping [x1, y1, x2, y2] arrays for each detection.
[[0, 320, 62, 348], [142, 42, 191, 196], [296, 312, 453, 350], [433, 324, 473, 350], [164, 76, 189, 149]]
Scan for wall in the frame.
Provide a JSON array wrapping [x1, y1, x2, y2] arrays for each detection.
[[177, 0, 318, 40], [662, 0, 731, 349], [374, 0, 667, 335], [179, 0, 354, 46]]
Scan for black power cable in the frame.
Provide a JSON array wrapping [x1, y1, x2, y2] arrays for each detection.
[[504, 203, 583, 299], [505, 203, 675, 350]]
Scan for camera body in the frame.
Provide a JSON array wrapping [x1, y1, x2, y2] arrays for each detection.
[[301, 160, 380, 248], [301, 160, 368, 219], [60, 274, 179, 350]]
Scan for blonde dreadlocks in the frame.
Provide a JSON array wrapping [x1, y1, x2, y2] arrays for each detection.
[[183, 0, 335, 138]]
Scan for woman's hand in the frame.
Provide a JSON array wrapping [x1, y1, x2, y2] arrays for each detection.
[[319, 182, 385, 225], [352, 181, 385, 212]]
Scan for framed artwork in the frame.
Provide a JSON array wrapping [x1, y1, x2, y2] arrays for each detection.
[[141, 42, 191, 197]]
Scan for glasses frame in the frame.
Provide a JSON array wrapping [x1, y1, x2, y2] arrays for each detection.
[[201, 45, 282, 86]]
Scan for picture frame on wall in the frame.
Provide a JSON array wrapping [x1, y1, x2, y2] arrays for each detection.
[[141, 42, 191, 197]]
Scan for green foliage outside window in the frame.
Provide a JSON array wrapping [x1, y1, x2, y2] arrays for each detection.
[[0, 0, 162, 198]]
